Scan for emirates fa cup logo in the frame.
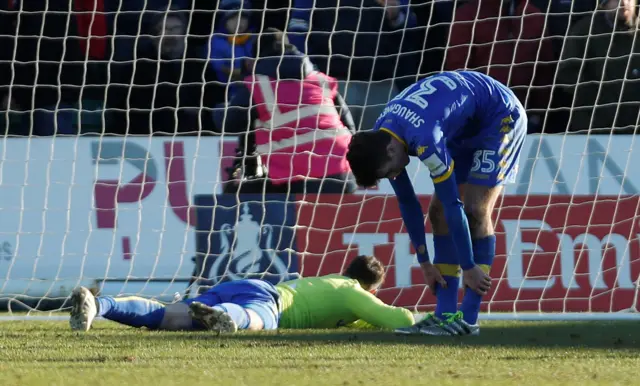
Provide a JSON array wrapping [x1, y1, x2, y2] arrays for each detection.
[[212, 203, 289, 281]]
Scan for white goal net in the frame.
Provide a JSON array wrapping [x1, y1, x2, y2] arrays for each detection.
[[0, 0, 639, 321]]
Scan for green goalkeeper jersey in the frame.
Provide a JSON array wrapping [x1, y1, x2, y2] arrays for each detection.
[[275, 274, 415, 329]]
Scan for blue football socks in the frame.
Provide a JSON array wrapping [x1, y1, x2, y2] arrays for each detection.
[[97, 296, 166, 329], [432, 235, 461, 318], [460, 235, 496, 325]]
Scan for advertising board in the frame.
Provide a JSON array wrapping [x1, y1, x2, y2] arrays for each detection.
[[1, 135, 639, 311]]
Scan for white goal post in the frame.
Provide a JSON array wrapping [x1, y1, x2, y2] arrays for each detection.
[[1, 1, 639, 322]]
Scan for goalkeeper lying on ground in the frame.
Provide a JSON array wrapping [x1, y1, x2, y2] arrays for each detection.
[[69, 255, 415, 333]]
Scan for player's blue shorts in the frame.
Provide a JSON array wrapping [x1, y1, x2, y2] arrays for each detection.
[[184, 279, 281, 330], [450, 102, 527, 187]]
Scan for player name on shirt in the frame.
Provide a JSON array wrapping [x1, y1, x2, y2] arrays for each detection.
[[378, 103, 426, 128]]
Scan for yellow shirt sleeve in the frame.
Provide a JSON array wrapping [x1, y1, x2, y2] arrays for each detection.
[[343, 286, 415, 330]]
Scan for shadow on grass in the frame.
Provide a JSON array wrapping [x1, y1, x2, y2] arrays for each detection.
[[140, 321, 640, 351]]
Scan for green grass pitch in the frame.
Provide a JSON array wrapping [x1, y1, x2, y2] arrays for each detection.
[[0, 319, 638, 386]]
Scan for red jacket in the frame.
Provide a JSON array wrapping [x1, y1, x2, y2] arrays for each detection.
[[74, 0, 107, 59], [445, 0, 556, 112]]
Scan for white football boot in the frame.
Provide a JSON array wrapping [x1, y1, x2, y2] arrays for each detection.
[[188, 301, 238, 333], [69, 286, 97, 332]]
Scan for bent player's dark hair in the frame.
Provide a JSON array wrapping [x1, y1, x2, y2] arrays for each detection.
[[346, 131, 392, 188], [343, 255, 385, 290]]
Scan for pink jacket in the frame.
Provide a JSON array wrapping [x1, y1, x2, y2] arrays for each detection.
[[244, 72, 352, 184]]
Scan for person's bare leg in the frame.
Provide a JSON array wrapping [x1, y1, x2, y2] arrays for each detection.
[[458, 184, 504, 325]]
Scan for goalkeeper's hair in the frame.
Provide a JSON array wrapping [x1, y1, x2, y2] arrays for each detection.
[[346, 131, 392, 188], [343, 255, 385, 290]]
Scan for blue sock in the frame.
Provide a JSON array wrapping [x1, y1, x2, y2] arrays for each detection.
[[213, 303, 250, 329], [97, 296, 166, 329], [460, 235, 496, 325], [432, 235, 460, 319]]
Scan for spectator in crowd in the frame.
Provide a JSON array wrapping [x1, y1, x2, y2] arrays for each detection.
[[74, 0, 109, 90], [287, 0, 421, 131], [523, 0, 600, 133], [74, 0, 108, 62], [411, 0, 463, 78], [106, 3, 212, 135], [557, 0, 640, 133], [209, 0, 255, 101], [2, 0, 85, 136], [444, 0, 556, 132], [287, 0, 419, 87], [529, 0, 599, 56], [215, 29, 357, 195]]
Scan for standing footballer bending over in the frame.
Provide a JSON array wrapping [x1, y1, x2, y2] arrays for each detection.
[[346, 70, 526, 336]]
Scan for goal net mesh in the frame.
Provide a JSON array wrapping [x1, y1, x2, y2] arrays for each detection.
[[0, 0, 639, 321]]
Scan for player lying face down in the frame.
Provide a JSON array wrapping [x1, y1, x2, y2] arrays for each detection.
[[346, 70, 527, 336], [69, 255, 416, 333]]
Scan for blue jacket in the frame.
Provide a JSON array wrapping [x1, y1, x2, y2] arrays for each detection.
[[209, 0, 255, 97], [209, 34, 255, 96]]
